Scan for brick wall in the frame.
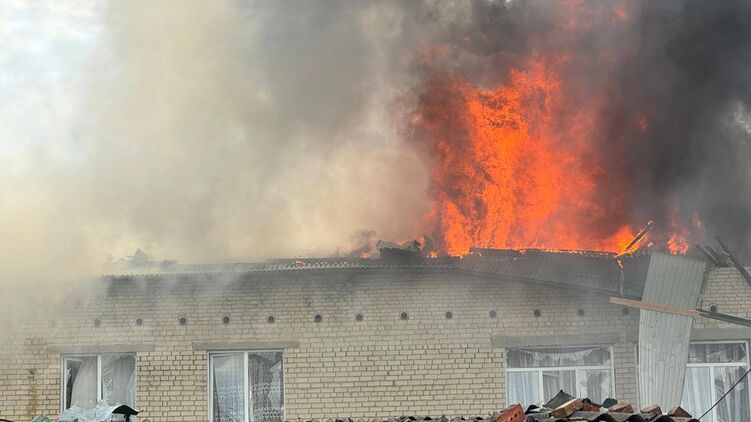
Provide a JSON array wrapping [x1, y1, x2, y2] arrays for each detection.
[[2, 265, 745, 421]]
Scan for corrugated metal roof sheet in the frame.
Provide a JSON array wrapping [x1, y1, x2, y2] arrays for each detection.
[[638, 252, 708, 410], [459, 248, 650, 296], [103, 257, 459, 277]]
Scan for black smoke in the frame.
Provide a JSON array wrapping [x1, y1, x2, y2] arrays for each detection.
[[407, 0, 751, 258]]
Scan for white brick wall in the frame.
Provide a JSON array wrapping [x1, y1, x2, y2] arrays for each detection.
[[2, 266, 743, 421]]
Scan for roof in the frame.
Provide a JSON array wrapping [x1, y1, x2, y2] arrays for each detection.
[[103, 257, 458, 277], [458, 248, 651, 296], [103, 248, 682, 300]]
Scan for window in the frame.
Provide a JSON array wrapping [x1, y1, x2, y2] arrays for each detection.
[[682, 342, 751, 422], [209, 351, 284, 422], [62, 354, 136, 410], [506, 345, 613, 406]]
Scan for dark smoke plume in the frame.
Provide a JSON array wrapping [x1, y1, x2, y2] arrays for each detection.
[[407, 0, 751, 257]]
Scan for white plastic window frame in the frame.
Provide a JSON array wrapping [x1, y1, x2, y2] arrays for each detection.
[[60, 353, 137, 412], [207, 350, 285, 422], [685, 340, 751, 422], [505, 345, 615, 406]]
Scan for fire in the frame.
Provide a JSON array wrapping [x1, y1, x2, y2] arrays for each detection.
[[414, 56, 635, 255], [411, 55, 698, 256]]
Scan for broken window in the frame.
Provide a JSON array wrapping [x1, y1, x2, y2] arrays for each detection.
[[506, 345, 612, 406], [682, 342, 750, 422], [62, 354, 136, 411], [209, 351, 284, 422]]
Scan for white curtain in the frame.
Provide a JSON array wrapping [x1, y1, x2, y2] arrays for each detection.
[[249, 352, 284, 422], [542, 370, 576, 402], [507, 346, 611, 368], [213, 353, 245, 422], [507, 371, 540, 406], [682, 367, 712, 421], [689, 343, 747, 364], [102, 355, 136, 407], [714, 366, 750, 422], [578, 369, 611, 404], [69, 357, 98, 409], [507, 347, 612, 406]]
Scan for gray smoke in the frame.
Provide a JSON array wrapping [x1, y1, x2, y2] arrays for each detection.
[[2, 0, 751, 305]]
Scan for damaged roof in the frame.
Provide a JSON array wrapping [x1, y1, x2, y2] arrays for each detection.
[[103, 248, 667, 299], [458, 248, 650, 296]]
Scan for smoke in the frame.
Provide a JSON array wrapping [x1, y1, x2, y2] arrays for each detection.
[[0, 0, 451, 295], [2, 0, 751, 303], [408, 0, 751, 256]]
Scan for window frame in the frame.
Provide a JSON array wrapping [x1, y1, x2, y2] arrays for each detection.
[[60, 353, 137, 412], [684, 340, 751, 422], [505, 344, 615, 406], [207, 350, 285, 422]]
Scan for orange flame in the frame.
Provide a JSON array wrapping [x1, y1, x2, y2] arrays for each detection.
[[413, 54, 698, 256]]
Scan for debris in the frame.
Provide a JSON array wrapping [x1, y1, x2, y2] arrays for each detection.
[[489, 404, 523, 422], [715, 236, 751, 288], [641, 404, 662, 415], [377, 239, 422, 263], [696, 244, 720, 266], [550, 399, 583, 419], [667, 407, 692, 417], [58, 402, 139, 422], [608, 402, 634, 413], [622, 220, 655, 253], [704, 245, 730, 266], [544, 390, 576, 410]]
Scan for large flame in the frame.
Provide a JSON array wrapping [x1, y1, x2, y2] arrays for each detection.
[[412, 53, 695, 256]]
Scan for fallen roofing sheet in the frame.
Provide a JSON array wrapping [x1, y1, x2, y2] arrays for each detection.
[[638, 252, 707, 409]]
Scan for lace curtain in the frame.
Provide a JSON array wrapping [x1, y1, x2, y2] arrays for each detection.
[[507, 346, 611, 368], [213, 353, 245, 422], [507, 346, 612, 406], [249, 352, 284, 422]]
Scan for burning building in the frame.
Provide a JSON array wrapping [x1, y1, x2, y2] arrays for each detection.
[[3, 1, 751, 422], [2, 246, 751, 422]]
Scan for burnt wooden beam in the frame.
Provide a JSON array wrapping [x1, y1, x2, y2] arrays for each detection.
[[715, 236, 751, 288], [705, 244, 730, 266], [622, 220, 655, 253], [696, 244, 719, 266]]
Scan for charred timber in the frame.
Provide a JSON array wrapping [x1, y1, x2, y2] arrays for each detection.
[[715, 236, 751, 288]]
